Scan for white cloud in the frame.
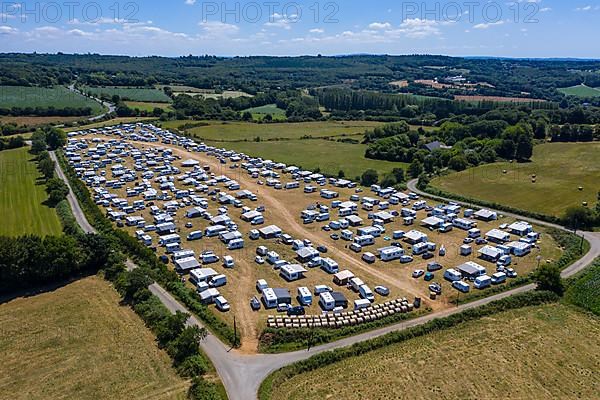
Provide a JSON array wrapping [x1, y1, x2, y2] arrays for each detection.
[[185, 0, 196, 4], [473, 21, 505, 29], [0, 25, 17, 34], [397, 18, 443, 38], [264, 13, 298, 30], [309, 28, 324, 34], [199, 21, 240, 36], [368, 22, 391, 30], [540, 7, 552, 12]]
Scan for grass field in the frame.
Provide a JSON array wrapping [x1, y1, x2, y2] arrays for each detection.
[[0, 115, 84, 127], [242, 104, 287, 121], [162, 120, 383, 142], [82, 86, 172, 102], [0, 86, 104, 113], [268, 303, 600, 400], [431, 142, 600, 217], [124, 101, 173, 112], [558, 84, 600, 97], [159, 85, 252, 99], [0, 276, 188, 400], [205, 138, 404, 179], [0, 147, 62, 236]]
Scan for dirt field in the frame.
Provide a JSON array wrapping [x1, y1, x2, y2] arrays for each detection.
[[74, 128, 563, 354], [269, 303, 600, 400], [0, 276, 188, 400]]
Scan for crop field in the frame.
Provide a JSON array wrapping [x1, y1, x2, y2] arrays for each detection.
[[124, 101, 173, 112], [82, 86, 172, 102], [0, 86, 104, 113], [0, 276, 188, 400], [0, 147, 62, 236], [0, 115, 84, 127], [431, 142, 600, 217], [69, 125, 562, 353], [158, 85, 253, 99], [558, 84, 600, 97], [268, 303, 600, 400]]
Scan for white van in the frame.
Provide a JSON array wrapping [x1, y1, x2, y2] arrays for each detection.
[[187, 231, 203, 241], [474, 275, 492, 289], [228, 238, 244, 250], [491, 272, 507, 285], [223, 255, 235, 268], [209, 274, 227, 288], [452, 280, 470, 293], [362, 252, 376, 264], [354, 299, 371, 311], [314, 285, 332, 295], [359, 285, 375, 302], [444, 268, 462, 282], [297, 287, 312, 306], [214, 296, 230, 312]]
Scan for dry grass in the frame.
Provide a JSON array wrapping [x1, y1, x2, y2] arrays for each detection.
[[0, 276, 188, 400], [271, 303, 600, 400]]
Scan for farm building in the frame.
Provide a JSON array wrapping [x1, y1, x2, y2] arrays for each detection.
[[474, 209, 497, 221], [259, 225, 282, 239], [486, 229, 511, 243]]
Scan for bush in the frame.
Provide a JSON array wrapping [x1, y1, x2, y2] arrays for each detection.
[[177, 354, 210, 377], [188, 377, 222, 400]]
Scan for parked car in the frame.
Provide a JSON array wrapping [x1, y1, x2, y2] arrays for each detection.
[[185, 222, 193, 228], [250, 297, 261, 311], [422, 252, 434, 260], [506, 268, 518, 278], [255, 256, 265, 264], [412, 269, 425, 279], [317, 245, 328, 253], [322, 225, 331, 231], [159, 255, 169, 264], [374, 286, 390, 296], [330, 233, 340, 240], [276, 303, 289, 312], [424, 272, 435, 281], [427, 262, 443, 272], [475, 238, 488, 245], [287, 306, 305, 316], [429, 282, 442, 295], [463, 237, 474, 244]]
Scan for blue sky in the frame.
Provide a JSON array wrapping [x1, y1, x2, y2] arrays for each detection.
[[0, 0, 598, 57]]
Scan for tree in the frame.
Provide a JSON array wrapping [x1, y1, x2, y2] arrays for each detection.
[[391, 167, 405, 183], [45, 177, 69, 206], [188, 377, 221, 400], [30, 130, 47, 154], [448, 154, 468, 171], [167, 325, 206, 363], [44, 128, 67, 150], [123, 268, 153, 300], [380, 174, 396, 188], [337, 170, 345, 178], [408, 160, 423, 179], [562, 206, 596, 230], [360, 169, 378, 186], [515, 135, 533, 161], [38, 157, 55, 180], [241, 111, 253, 121], [534, 120, 547, 139], [157, 311, 189, 347], [533, 263, 564, 296], [263, 113, 273, 122]]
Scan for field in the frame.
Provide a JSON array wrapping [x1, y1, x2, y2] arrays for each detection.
[[163, 120, 383, 142], [0, 147, 62, 236], [431, 142, 600, 217], [242, 104, 287, 121], [0, 115, 84, 127], [454, 95, 546, 103], [82, 86, 171, 103], [205, 138, 402, 179], [0, 86, 104, 113], [124, 101, 173, 112], [159, 85, 252, 99], [0, 276, 188, 400], [558, 84, 600, 97], [268, 303, 600, 400]]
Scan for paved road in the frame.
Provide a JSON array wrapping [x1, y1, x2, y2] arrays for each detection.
[[67, 84, 116, 122], [55, 156, 600, 400]]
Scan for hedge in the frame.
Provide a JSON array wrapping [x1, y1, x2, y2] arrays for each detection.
[[563, 257, 600, 316], [56, 150, 239, 347], [258, 290, 560, 400]]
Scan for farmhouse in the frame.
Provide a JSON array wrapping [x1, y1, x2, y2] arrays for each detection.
[[259, 225, 282, 239], [486, 229, 511, 243], [474, 209, 497, 221], [280, 264, 307, 281]]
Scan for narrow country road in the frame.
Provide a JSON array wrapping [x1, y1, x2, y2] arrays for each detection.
[[54, 152, 600, 400], [67, 84, 116, 122]]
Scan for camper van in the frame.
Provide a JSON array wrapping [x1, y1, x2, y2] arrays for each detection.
[[354, 235, 375, 247], [297, 287, 313, 306], [474, 275, 492, 289], [359, 285, 375, 302], [209, 274, 227, 288], [319, 291, 335, 311], [452, 280, 470, 293], [444, 269, 462, 282], [227, 238, 245, 250], [187, 231, 203, 241], [354, 299, 371, 311], [491, 272, 507, 285], [362, 252, 376, 264], [201, 252, 219, 264], [223, 255, 235, 268], [165, 242, 181, 254]]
